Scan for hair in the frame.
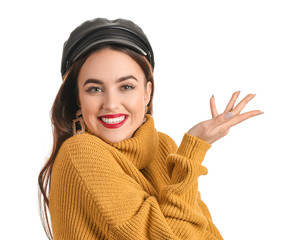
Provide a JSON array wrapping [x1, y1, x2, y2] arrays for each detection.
[[38, 44, 154, 239]]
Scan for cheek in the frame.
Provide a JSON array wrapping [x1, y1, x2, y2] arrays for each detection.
[[126, 92, 145, 114], [79, 93, 100, 117]]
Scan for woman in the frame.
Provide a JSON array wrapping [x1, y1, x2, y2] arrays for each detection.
[[38, 18, 263, 239]]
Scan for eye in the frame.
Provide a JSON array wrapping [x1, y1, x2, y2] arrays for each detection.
[[121, 85, 135, 91], [86, 86, 102, 93]]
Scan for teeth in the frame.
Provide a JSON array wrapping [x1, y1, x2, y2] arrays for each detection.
[[101, 116, 125, 124]]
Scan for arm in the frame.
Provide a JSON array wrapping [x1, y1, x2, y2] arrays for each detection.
[[183, 91, 262, 238], [157, 132, 222, 239], [49, 133, 222, 240]]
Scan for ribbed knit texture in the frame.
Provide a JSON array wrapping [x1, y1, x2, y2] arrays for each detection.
[[49, 115, 223, 239]]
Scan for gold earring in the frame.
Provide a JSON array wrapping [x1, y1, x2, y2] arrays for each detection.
[[73, 110, 85, 135]]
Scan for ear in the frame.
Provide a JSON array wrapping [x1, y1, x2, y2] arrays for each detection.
[[77, 98, 81, 108], [76, 90, 81, 108], [144, 81, 152, 106]]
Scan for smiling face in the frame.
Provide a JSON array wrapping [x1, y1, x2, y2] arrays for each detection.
[[77, 48, 152, 144]]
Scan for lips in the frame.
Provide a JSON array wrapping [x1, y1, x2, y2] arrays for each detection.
[[98, 114, 128, 129]]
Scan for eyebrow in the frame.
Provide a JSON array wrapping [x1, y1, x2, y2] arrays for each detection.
[[83, 75, 138, 86]]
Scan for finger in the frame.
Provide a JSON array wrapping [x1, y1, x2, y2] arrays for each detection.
[[210, 95, 219, 118], [223, 110, 263, 128], [224, 91, 240, 113], [232, 94, 256, 115]]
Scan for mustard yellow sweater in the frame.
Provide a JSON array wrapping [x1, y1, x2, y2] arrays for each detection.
[[49, 115, 223, 239]]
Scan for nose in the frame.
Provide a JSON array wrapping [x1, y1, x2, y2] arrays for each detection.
[[102, 91, 120, 111]]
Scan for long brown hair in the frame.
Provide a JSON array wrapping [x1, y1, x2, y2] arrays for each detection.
[[38, 44, 155, 239]]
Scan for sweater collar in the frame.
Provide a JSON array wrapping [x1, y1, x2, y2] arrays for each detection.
[[110, 114, 159, 170]]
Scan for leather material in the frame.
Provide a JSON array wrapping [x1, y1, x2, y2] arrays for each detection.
[[61, 18, 154, 77]]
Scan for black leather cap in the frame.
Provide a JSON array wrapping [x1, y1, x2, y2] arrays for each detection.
[[61, 18, 154, 77]]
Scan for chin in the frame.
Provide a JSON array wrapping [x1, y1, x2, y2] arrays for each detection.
[[88, 120, 142, 144], [99, 132, 131, 144]]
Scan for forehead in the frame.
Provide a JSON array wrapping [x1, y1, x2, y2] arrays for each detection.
[[78, 48, 145, 84]]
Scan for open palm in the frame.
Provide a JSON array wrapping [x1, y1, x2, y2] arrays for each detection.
[[188, 91, 263, 144]]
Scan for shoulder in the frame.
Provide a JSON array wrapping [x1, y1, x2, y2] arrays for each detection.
[[157, 131, 178, 153], [62, 132, 109, 152], [55, 133, 115, 169]]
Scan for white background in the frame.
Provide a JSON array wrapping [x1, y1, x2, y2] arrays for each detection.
[[1, 0, 285, 239]]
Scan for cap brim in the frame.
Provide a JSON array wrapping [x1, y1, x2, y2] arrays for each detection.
[[72, 38, 148, 63]]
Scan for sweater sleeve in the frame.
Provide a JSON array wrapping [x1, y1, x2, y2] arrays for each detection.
[[157, 133, 222, 239], [49, 134, 223, 240]]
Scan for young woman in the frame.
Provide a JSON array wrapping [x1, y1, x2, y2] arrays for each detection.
[[38, 18, 263, 239]]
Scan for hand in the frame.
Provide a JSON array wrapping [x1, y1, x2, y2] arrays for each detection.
[[187, 91, 263, 144]]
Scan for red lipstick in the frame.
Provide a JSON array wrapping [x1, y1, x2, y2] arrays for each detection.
[[98, 114, 128, 129]]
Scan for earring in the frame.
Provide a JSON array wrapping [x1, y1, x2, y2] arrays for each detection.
[[72, 109, 85, 135]]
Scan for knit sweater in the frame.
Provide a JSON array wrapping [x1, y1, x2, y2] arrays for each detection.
[[49, 115, 223, 240]]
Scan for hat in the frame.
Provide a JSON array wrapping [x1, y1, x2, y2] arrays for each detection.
[[61, 18, 154, 77]]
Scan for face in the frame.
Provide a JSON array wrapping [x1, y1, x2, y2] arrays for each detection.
[[77, 48, 152, 144]]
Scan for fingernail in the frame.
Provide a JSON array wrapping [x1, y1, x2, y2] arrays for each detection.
[[257, 111, 264, 115]]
